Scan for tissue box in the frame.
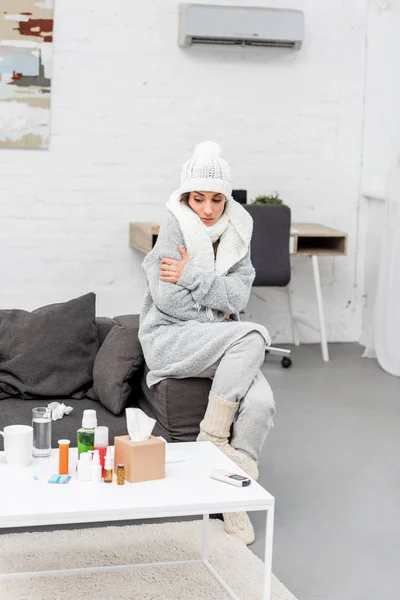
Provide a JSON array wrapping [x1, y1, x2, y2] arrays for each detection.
[[114, 435, 165, 483]]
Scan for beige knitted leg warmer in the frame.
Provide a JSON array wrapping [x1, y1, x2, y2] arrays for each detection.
[[197, 392, 258, 545], [221, 445, 259, 480], [197, 392, 239, 451], [222, 451, 258, 545], [223, 511, 255, 545]]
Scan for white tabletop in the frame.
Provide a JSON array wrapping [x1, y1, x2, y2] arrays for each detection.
[[1, 442, 274, 528]]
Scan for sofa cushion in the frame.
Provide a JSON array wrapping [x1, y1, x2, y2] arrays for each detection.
[[114, 314, 140, 329], [138, 366, 211, 442], [0, 293, 99, 400], [96, 316, 117, 346], [93, 325, 144, 415]]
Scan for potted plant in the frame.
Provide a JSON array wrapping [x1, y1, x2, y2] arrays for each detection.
[[251, 193, 284, 205]]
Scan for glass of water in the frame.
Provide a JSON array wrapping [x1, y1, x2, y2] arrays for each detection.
[[32, 407, 52, 458]]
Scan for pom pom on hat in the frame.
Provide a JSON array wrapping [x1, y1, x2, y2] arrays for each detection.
[[178, 141, 232, 198], [193, 141, 221, 158]]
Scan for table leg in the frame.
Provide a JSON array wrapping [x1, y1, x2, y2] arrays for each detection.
[[263, 506, 275, 600], [202, 514, 209, 560], [202, 512, 242, 600], [287, 284, 300, 346], [311, 255, 329, 362]]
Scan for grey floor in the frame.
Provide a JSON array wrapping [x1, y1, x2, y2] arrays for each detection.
[[3, 344, 400, 600], [253, 343, 400, 600]]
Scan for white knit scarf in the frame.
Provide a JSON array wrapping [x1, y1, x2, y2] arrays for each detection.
[[166, 190, 253, 319], [203, 211, 230, 245]]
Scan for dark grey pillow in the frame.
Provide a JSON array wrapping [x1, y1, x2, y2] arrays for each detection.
[[93, 325, 144, 415], [0, 293, 99, 400], [96, 316, 117, 346]]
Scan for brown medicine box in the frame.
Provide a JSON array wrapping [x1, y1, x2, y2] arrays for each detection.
[[114, 435, 165, 483]]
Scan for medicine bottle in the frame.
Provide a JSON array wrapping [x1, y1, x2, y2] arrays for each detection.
[[117, 464, 125, 485], [77, 409, 97, 457]]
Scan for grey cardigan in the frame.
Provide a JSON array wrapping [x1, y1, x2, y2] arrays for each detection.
[[139, 214, 271, 388]]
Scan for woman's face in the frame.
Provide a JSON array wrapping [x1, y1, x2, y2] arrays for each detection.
[[187, 191, 227, 227]]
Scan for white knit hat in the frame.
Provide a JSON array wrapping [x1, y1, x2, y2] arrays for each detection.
[[178, 141, 232, 198]]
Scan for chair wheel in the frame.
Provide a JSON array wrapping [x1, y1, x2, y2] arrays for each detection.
[[281, 357, 292, 368]]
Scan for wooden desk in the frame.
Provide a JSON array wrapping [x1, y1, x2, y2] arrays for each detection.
[[129, 221, 347, 362], [289, 223, 347, 361], [290, 223, 347, 257]]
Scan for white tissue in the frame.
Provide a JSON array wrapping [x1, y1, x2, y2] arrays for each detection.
[[47, 402, 73, 421], [126, 408, 156, 441], [165, 449, 191, 463], [155, 437, 191, 463]]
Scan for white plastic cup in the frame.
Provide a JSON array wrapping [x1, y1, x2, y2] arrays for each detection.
[[0, 425, 33, 468], [77, 452, 92, 482]]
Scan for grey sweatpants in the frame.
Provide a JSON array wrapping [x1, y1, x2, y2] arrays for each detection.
[[197, 332, 275, 462]]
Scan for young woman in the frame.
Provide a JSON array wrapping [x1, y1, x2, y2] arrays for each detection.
[[139, 141, 275, 545]]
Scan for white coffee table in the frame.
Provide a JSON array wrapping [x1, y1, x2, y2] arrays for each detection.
[[0, 441, 275, 600]]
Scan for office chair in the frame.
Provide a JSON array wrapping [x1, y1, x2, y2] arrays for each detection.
[[243, 203, 294, 368]]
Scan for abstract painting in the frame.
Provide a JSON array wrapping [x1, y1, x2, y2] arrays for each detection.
[[0, 1, 54, 149]]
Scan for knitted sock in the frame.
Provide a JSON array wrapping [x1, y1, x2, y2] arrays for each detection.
[[197, 392, 239, 439], [197, 392, 259, 479], [220, 449, 258, 546], [220, 445, 259, 480], [197, 392, 258, 546], [223, 512, 255, 545], [197, 402, 251, 471]]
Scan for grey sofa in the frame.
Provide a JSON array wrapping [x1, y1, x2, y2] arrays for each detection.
[[0, 313, 211, 449]]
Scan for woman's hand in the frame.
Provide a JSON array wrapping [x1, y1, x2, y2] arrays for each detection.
[[160, 246, 190, 284]]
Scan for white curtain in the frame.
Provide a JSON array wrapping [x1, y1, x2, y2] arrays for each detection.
[[363, 157, 400, 376]]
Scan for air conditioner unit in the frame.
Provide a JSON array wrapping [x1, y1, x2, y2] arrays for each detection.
[[178, 4, 304, 50]]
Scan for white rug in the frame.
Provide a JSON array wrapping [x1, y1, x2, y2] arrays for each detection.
[[0, 520, 297, 600]]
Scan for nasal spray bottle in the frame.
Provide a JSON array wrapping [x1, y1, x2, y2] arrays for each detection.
[[103, 447, 114, 483], [77, 409, 97, 458], [90, 450, 102, 483]]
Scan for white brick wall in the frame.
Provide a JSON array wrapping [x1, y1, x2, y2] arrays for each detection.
[[0, 0, 370, 342]]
